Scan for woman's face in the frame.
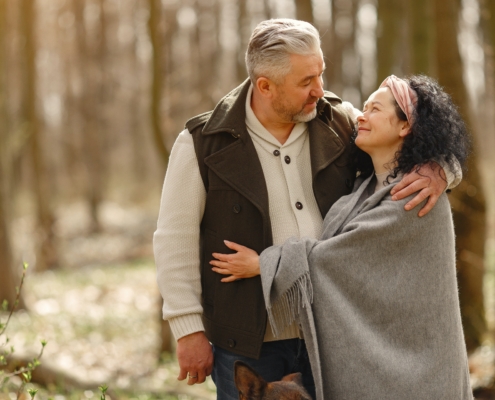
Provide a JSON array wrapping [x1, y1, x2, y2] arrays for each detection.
[[356, 87, 409, 159]]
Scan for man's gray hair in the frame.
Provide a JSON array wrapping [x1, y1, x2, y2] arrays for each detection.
[[245, 19, 321, 84]]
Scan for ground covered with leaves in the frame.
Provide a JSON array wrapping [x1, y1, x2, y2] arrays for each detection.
[[1, 261, 217, 400], [2, 261, 495, 400]]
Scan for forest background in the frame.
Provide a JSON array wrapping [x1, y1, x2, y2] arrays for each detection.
[[0, 0, 495, 398]]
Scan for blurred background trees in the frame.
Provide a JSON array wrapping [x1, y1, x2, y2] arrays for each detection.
[[0, 0, 494, 377]]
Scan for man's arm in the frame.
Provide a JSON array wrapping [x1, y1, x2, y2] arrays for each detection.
[[153, 129, 212, 384], [391, 158, 462, 217]]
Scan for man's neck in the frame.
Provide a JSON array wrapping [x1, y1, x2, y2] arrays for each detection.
[[250, 90, 294, 145]]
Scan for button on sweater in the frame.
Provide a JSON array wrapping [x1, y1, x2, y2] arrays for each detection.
[[245, 85, 324, 340]]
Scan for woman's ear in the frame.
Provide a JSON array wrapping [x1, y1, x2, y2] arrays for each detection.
[[399, 120, 411, 138]]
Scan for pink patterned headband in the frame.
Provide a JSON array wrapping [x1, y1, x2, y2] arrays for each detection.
[[379, 75, 418, 125]]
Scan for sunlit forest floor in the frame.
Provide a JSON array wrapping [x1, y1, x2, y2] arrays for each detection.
[[1, 261, 217, 400], [2, 200, 495, 399], [2, 260, 219, 399]]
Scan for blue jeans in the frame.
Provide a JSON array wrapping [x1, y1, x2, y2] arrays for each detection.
[[211, 338, 315, 400]]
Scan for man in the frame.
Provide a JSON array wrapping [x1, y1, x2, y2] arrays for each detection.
[[153, 19, 457, 399]]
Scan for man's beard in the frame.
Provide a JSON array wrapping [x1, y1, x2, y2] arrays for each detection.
[[272, 95, 319, 123], [292, 106, 318, 122]]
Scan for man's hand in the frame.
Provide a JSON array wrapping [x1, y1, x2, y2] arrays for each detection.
[[390, 162, 447, 217], [177, 332, 213, 385], [210, 240, 260, 282]]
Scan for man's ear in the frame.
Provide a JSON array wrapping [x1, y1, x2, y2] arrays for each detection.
[[399, 120, 411, 138], [234, 361, 267, 399], [255, 77, 275, 99]]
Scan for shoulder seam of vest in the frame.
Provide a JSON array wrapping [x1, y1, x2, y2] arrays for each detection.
[[323, 91, 342, 104], [185, 111, 213, 132]]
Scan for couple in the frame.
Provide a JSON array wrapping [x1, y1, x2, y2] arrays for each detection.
[[153, 18, 470, 400]]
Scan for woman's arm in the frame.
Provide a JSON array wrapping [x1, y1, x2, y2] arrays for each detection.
[[210, 240, 260, 282]]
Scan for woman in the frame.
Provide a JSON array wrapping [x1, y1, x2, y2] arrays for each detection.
[[210, 75, 473, 400]]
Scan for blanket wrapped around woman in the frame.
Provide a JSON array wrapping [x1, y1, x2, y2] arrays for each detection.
[[260, 173, 472, 400]]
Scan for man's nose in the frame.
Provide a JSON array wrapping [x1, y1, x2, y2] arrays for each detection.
[[312, 79, 324, 98]]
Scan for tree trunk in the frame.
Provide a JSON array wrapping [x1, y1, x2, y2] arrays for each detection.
[[0, 196, 17, 308], [22, 0, 58, 271], [148, 0, 169, 168], [407, 0, 433, 75], [483, 0, 495, 54], [150, 0, 172, 352], [479, 0, 495, 154], [0, 0, 17, 307], [237, 0, 249, 83], [434, 0, 487, 352], [376, 0, 403, 82], [58, 1, 80, 199], [324, 0, 358, 97], [73, 0, 104, 233], [129, 1, 147, 186], [88, 0, 108, 231], [263, 0, 272, 19], [324, 0, 343, 95], [160, 318, 173, 355], [195, 0, 220, 110], [295, 0, 313, 24]]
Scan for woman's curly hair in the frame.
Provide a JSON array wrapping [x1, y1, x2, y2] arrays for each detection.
[[354, 75, 471, 180]]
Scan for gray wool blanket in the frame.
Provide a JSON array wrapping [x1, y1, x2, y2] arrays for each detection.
[[260, 174, 472, 400]]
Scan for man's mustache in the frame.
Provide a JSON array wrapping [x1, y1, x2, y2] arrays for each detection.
[[306, 96, 319, 104]]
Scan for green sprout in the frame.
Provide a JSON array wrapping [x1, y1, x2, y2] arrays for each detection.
[[99, 385, 108, 400], [28, 388, 38, 399]]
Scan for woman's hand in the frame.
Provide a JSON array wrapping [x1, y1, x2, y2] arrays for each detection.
[[210, 240, 260, 282]]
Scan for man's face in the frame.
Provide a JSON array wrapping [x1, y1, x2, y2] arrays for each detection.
[[271, 52, 325, 123]]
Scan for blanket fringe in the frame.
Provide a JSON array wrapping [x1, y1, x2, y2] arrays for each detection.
[[267, 271, 313, 338]]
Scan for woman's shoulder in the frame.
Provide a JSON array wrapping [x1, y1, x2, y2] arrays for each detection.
[[352, 177, 452, 226], [378, 188, 453, 228]]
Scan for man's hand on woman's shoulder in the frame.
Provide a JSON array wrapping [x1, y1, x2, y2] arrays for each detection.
[[391, 162, 447, 217]]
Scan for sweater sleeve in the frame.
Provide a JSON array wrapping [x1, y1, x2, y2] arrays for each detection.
[[153, 129, 206, 340], [441, 156, 462, 189]]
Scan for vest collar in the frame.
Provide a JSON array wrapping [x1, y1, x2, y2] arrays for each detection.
[[202, 79, 251, 138], [201, 79, 341, 138]]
